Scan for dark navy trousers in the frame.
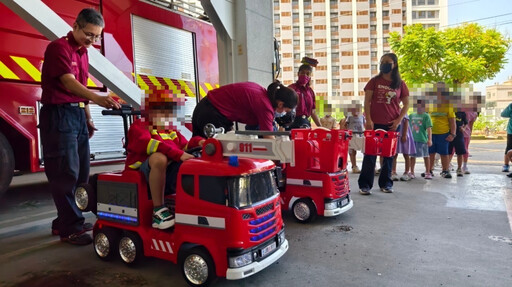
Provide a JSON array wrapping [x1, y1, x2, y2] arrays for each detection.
[[39, 104, 89, 237], [358, 124, 398, 190]]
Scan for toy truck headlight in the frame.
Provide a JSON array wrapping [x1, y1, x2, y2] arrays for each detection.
[[278, 229, 285, 244], [325, 201, 338, 210], [228, 252, 253, 268]]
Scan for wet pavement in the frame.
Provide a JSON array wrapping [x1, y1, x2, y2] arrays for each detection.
[[0, 139, 511, 287]]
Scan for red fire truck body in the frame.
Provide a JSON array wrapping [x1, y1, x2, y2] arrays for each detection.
[[211, 128, 354, 223], [0, 0, 218, 196], [78, 132, 288, 286], [280, 128, 354, 222]]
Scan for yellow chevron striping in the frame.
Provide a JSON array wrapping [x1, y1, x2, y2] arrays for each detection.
[[178, 79, 194, 97], [87, 78, 97, 87], [199, 85, 207, 97], [204, 82, 214, 91], [147, 75, 162, 87], [0, 60, 20, 80], [163, 78, 179, 94], [137, 74, 149, 90], [11, 56, 41, 82]]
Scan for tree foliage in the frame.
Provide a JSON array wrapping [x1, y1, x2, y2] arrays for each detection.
[[389, 23, 510, 84]]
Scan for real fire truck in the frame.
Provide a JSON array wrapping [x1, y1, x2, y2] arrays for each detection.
[[75, 109, 289, 286], [0, 0, 219, 197]]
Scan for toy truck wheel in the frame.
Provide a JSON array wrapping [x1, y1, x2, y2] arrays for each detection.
[[180, 247, 216, 287], [74, 183, 96, 213], [292, 198, 317, 223], [94, 227, 119, 261], [0, 132, 14, 198], [118, 231, 143, 265]]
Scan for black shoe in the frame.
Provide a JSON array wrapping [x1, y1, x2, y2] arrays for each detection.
[[52, 222, 93, 236], [507, 172, 512, 178], [60, 232, 93, 245]]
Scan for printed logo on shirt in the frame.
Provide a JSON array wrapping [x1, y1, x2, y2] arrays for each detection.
[[376, 84, 396, 105]]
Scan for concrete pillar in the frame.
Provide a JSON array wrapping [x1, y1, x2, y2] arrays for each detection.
[[201, 0, 274, 87]]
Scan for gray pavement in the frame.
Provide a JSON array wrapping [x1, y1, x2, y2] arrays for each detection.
[[0, 139, 511, 287]]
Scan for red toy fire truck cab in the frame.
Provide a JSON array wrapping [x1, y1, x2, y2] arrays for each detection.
[[210, 128, 354, 223], [75, 109, 288, 286]]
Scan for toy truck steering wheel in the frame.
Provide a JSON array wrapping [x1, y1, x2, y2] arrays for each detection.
[[185, 146, 202, 158]]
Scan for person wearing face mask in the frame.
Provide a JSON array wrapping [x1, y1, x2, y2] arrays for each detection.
[[38, 8, 121, 245], [358, 53, 410, 195], [287, 57, 322, 129]]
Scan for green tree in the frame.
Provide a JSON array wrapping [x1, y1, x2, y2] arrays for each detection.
[[389, 23, 510, 84]]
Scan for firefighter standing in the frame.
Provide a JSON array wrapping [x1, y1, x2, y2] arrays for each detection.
[[39, 8, 120, 245]]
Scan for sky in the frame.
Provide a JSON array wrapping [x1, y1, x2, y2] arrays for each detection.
[[448, 0, 512, 93]]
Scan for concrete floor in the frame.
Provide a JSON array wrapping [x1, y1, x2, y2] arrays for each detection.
[[0, 139, 511, 287]]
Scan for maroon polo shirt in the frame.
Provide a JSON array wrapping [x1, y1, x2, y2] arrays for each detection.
[[41, 31, 89, 105], [288, 83, 316, 117]]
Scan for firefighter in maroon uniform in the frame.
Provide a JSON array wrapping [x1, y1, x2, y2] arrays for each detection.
[[39, 8, 120, 245], [287, 57, 321, 129], [125, 88, 204, 229]]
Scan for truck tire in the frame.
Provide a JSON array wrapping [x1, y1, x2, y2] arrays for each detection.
[[179, 247, 216, 287], [118, 231, 143, 265], [292, 198, 317, 223], [0, 132, 14, 198], [94, 227, 120, 261]]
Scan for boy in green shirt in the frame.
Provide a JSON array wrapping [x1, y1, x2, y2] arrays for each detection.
[[410, 100, 433, 179]]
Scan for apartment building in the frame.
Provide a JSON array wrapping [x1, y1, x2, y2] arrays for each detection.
[[274, 0, 447, 115]]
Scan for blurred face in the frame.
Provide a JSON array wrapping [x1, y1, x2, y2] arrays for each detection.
[[275, 101, 292, 114], [147, 105, 184, 131], [72, 22, 102, 48]]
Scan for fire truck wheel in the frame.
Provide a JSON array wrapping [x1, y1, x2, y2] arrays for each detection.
[[94, 227, 120, 261], [179, 247, 216, 287], [292, 198, 317, 223], [118, 231, 143, 265], [74, 183, 96, 213], [0, 132, 14, 198]]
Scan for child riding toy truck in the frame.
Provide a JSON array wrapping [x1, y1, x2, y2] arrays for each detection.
[[74, 106, 288, 286]]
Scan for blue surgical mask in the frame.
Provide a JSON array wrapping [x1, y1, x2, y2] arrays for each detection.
[[380, 63, 392, 74]]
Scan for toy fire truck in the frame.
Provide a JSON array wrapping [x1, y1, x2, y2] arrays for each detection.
[[74, 108, 288, 286], [213, 127, 354, 223]]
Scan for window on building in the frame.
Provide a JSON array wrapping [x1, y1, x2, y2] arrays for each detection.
[[273, 0, 280, 8], [304, 13, 312, 19], [275, 27, 281, 34], [370, 11, 376, 18], [382, 10, 389, 17], [428, 0, 436, 4], [383, 24, 389, 30], [331, 26, 339, 32], [418, 11, 426, 18], [371, 51, 377, 57], [305, 26, 313, 33], [370, 38, 377, 44], [332, 53, 340, 60], [274, 14, 280, 21], [383, 0, 389, 3], [370, 25, 377, 31], [370, 0, 376, 4], [371, 64, 378, 71], [293, 40, 300, 46], [383, 37, 389, 44], [294, 53, 301, 59], [293, 26, 299, 33], [418, 0, 425, 5], [293, 13, 299, 20], [332, 66, 340, 72], [331, 12, 338, 21], [427, 11, 436, 18], [332, 79, 340, 87], [305, 40, 312, 46], [331, 39, 339, 47]]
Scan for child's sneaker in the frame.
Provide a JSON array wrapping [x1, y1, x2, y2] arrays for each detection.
[[424, 173, 433, 180], [503, 165, 510, 172], [391, 173, 399, 181], [375, 168, 381, 175], [408, 172, 416, 179], [152, 207, 175, 229], [400, 173, 410, 181], [462, 167, 470, 174], [352, 166, 361, 173], [456, 168, 463, 177], [440, 170, 452, 179]]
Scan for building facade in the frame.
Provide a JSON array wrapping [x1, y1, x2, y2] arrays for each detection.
[[484, 77, 512, 117], [274, 0, 447, 115]]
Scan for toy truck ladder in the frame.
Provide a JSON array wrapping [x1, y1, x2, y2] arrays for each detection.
[[1, 0, 142, 108], [214, 131, 296, 167]]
